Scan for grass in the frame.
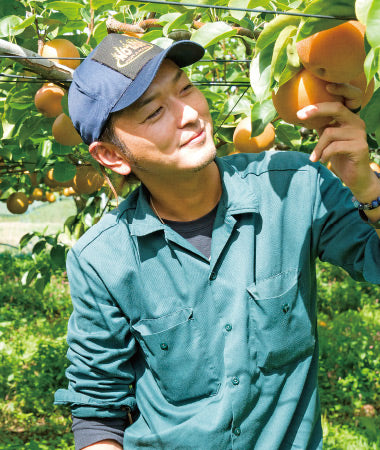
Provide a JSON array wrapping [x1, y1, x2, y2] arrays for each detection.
[[0, 252, 379, 449], [323, 415, 380, 449]]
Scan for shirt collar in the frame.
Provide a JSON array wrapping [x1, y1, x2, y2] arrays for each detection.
[[130, 157, 260, 237], [130, 185, 166, 236], [215, 157, 259, 215]]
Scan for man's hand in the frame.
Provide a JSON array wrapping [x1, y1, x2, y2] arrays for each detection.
[[296, 81, 373, 195], [297, 83, 380, 236], [82, 440, 123, 450]]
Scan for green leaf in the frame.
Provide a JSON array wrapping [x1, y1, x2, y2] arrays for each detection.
[[93, 20, 107, 44], [19, 116, 44, 145], [355, 0, 372, 24], [374, 123, 380, 146], [276, 35, 301, 87], [19, 232, 36, 249], [53, 161, 77, 182], [166, 11, 192, 34], [152, 37, 174, 49], [6, 89, 33, 110], [162, 13, 182, 36], [216, 125, 235, 144], [271, 25, 297, 83], [35, 276, 49, 292], [297, 0, 356, 42], [364, 47, 380, 82], [360, 86, 380, 133], [92, 0, 113, 8], [80, 7, 91, 23], [141, 30, 163, 42], [297, 17, 349, 42], [46, 2, 86, 20], [33, 240, 47, 255], [250, 99, 277, 136], [64, 215, 77, 235], [13, 14, 36, 31], [61, 94, 69, 116], [1, 119, 16, 139], [21, 267, 37, 286], [255, 14, 301, 55], [366, 0, 380, 48], [40, 140, 53, 158], [50, 244, 66, 269], [303, 0, 355, 19], [191, 22, 237, 47], [159, 12, 182, 25], [275, 123, 302, 149], [228, 0, 250, 21], [0, 15, 24, 38], [51, 142, 73, 155], [250, 44, 273, 102]]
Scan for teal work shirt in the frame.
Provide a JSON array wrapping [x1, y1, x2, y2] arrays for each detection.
[[55, 152, 380, 449]]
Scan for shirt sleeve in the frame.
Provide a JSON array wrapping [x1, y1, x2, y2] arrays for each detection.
[[72, 416, 126, 450], [54, 248, 138, 419], [311, 163, 380, 284]]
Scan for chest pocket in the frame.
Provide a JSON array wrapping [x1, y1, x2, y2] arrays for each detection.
[[247, 269, 315, 372], [132, 307, 219, 404]]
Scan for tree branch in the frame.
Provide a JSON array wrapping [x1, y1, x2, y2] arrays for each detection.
[[86, 6, 95, 45], [106, 17, 145, 34], [106, 17, 162, 34], [0, 39, 73, 82]]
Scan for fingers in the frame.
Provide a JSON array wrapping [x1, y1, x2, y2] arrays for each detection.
[[309, 123, 368, 163], [326, 83, 363, 110], [297, 101, 362, 125]]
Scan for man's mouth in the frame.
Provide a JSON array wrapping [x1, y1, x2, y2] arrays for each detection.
[[181, 129, 206, 147]]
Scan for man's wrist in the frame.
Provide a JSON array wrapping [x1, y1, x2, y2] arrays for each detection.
[[350, 171, 380, 226], [350, 170, 380, 205]]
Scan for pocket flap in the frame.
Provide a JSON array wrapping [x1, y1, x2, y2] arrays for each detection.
[[247, 269, 299, 301], [133, 308, 193, 336]]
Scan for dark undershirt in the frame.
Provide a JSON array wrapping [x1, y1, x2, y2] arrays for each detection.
[[72, 204, 218, 450]]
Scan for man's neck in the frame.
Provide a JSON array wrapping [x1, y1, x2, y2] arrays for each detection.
[[144, 161, 222, 222]]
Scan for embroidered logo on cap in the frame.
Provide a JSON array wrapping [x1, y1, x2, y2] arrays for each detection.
[[112, 39, 153, 68], [91, 34, 162, 80]]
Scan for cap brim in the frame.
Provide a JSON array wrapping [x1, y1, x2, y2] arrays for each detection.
[[110, 40, 204, 113]]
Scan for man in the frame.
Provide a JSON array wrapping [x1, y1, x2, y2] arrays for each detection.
[[55, 33, 380, 450]]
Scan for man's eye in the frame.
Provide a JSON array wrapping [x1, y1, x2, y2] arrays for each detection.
[[182, 83, 193, 92], [146, 107, 162, 121]]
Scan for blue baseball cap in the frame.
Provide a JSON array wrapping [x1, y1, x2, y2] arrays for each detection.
[[68, 33, 205, 145]]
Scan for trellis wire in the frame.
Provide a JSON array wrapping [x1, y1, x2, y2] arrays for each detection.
[[195, 81, 250, 86], [0, 55, 84, 60], [136, 0, 355, 20], [0, 55, 251, 63], [213, 86, 250, 136], [0, 74, 251, 87]]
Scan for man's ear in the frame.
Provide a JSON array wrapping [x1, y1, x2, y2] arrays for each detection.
[[89, 141, 131, 176]]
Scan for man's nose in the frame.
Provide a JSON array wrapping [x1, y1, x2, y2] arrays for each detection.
[[174, 100, 199, 128]]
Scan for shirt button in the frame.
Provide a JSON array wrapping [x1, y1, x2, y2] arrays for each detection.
[[282, 303, 290, 313], [225, 323, 232, 332], [209, 272, 217, 280], [232, 376, 239, 385], [233, 427, 241, 436], [160, 343, 168, 350]]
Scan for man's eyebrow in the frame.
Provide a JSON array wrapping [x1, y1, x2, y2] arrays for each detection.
[[136, 68, 184, 109]]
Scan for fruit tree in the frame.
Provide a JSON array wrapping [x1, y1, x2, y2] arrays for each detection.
[[0, 0, 380, 290]]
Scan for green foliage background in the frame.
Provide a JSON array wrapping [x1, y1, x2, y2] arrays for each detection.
[[0, 0, 380, 448], [0, 254, 379, 448]]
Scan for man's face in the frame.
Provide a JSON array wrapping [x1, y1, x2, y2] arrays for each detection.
[[111, 59, 216, 181]]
